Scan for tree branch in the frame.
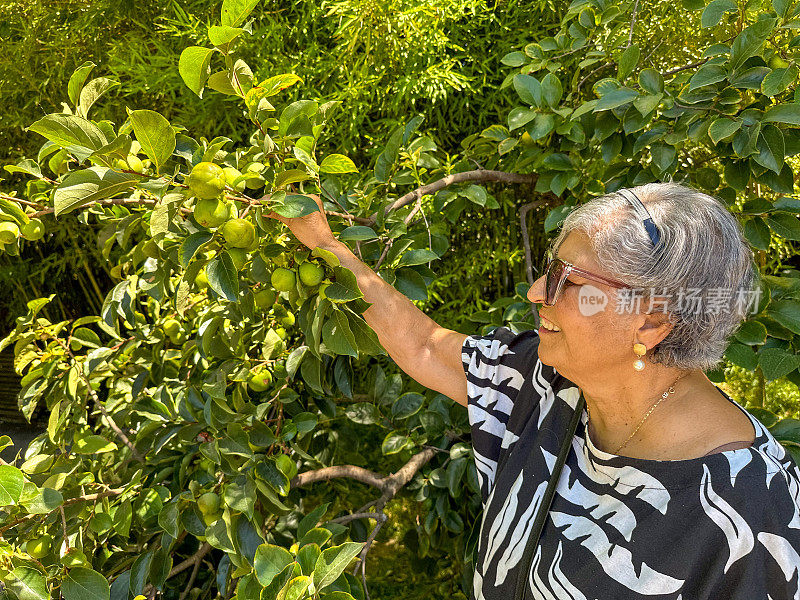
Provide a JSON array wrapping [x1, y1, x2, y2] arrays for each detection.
[[663, 58, 709, 77], [627, 0, 640, 48], [519, 201, 545, 286], [291, 465, 385, 490], [368, 170, 536, 225]]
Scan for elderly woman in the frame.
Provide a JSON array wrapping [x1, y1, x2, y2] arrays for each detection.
[[274, 182, 800, 599]]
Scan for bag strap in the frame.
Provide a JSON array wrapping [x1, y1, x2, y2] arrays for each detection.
[[512, 394, 586, 600]]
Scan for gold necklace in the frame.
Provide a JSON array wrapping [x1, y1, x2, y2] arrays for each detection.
[[586, 373, 690, 455]]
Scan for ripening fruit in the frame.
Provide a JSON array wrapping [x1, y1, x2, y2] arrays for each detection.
[[194, 198, 230, 228], [228, 248, 248, 271], [248, 366, 272, 392], [60, 548, 88, 568], [221, 218, 256, 248], [0, 222, 20, 244], [25, 535, 51, 559], [223, 167, 246, 192], [197, 492, 221, 515], [195, 269, 209, 289], [254, 288, 277, 308], [127, 154, 144, 173], [279, 311, 295, 328], [187, 162, 226, 199], [20, 218, 44, 241], [298, 262, 325, 287], [271, 268, 296, 292], [163, 319, 181, 339], [202, 511, 221, 526]]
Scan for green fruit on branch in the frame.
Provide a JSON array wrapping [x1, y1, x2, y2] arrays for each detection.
[[254, 288, 277, 308], [197, 492, 221, 515], [187, 162, 226, 199], [163, 319, 181, 339], [223, 167, 246, 192], [202, 511, 222, 526], [0, 222, 20, 244], [194, 198, 230, 228], [60, 548, 88, 567], [298, 262, 325, 287], [221, 218, 256, 248], [248, 366, 272, 392], [279, 311, 295, 328], [271, 267, 296, 292], [25, 535, 52, 559], [127, 154, 144, 173], [20, 218, 44, 241], [228, 248, 248, 271]]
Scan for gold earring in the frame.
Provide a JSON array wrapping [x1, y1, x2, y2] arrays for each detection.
[[633, 343, 647, 371]]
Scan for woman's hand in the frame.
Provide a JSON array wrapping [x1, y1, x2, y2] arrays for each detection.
[[266, 194, 338, 251]]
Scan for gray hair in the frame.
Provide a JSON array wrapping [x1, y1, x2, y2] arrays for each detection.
[[552, 182, 756, 371]]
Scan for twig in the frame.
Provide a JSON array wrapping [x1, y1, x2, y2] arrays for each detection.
[[671, 100, 727, 115], [577, 62, 613, 95], [178, 541, 207, 600], [368, 170, 536, 225], [352, 513, 388, 600], [663, 58, 709, 77], [627, 0, 640, 48], [374, 239, 394, 270], [519, 201, 545, 286], [30, 197, 159, 219], [330, 512, 385, 525], [143, 542, 213, 598], [59, 506, 69, 551]]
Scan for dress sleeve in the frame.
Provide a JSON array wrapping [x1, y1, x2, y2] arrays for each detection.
[[461, 326, 554, 502]]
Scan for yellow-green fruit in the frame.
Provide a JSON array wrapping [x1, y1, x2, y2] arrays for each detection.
[[187, 162, 226, 199], [279, 311, 295, 328], [21, 218, 45, 241], [298, 262, 325, 287], [223, 167, 246, 192], [60, 549, 87, 567], [163, 319, 181, 339], [248, 367, 272, 392], [194, 198, 230, 228], [114, 158, 128, 171], [254, 288, 277, 308], [228, 248, 248, 271], [271, 268, 296, 292], [221, 218, 256, 248], [202, 511, 221, 526], [127, 154, 144, 173], [25, 535, 51, 559], [197, 492, 221, 515], [0, 222, 20, 244], [195, 269, 209, 289]]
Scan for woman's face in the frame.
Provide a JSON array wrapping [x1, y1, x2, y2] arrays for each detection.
[[527, 231, 633, 382]]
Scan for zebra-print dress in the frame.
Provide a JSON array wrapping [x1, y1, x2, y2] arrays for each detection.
[[462, 326, 800, 600]]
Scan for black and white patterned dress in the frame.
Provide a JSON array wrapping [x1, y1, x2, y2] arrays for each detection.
[[462, 326, 800, 600]]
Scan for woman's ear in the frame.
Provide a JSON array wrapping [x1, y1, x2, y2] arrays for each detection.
[[636, 311, 674, 348]]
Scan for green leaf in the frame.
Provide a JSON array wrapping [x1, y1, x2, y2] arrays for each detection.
[[500, 51, 526, 67], [513, 74, 541, 106], [313, 542, 365, 590], [207, 252, 240, 302], [725, 342, 758, 370], [688, 64, 727, 91], [259, 74, 303, 97], [23, 487, 63, 514], [180, 232, 213, 267], [754, 124, 785, 173], [593, 89, 638, 112], [62, 568, 110, 600], [735, 320, 768, 345], [763, 104, 800, 126], [541, 73, 563, 108], [254, 544, 293, 587], [68, 61, 96, 107], [651, 144, 676, 173], [769, 300, 800, 334], [208, 25, 244, 48], [54, 167, 139, 217], [274, 169, 311, 188], [709, 118, 742, 144], [508, 107, 537, 131], [270, 194, 319, 218], [77, 77, 119, 119], [701, 0, 737, 27], [0, 465, 24, 506], [128, 110, 175, 175], [73, 434, 117, 454], [178, 46, 215, 98], [391, 392, 424, 419], [28, 114, 108, 162], [544, 204, 574, 231], [221, 0, 261, 27], [5, 566, 48, 600], [344, 403, 380, 425], [766, 213, 800, 240], [744, 217, 771, 250], [618, 44, 640, 80], [527, 113, 555, 140], [158, 501, 180, 538], [338, 226, 377, 241], [397, 249, 438, 267], [729, 19, 775, 73], [761, 65, 800, 97], [381, 431, 409, 455], [638, 68, 664, 94], [320, 154, 358, 174], [255, 459, 290, 496], [759, 347, 800, 380]]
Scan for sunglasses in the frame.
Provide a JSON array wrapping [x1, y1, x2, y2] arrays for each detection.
[[542, 256, 629, 307]]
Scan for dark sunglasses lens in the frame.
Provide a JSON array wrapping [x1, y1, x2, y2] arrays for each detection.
[[545, 260, 564, 304]]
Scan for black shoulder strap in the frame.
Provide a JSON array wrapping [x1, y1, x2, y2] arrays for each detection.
[[512, 394, 585, 600]]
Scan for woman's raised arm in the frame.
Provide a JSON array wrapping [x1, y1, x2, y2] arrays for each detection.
[[268, 198, 469, 406]]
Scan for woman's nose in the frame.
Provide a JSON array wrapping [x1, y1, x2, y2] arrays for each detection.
[[528, 274, 547, 304]]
